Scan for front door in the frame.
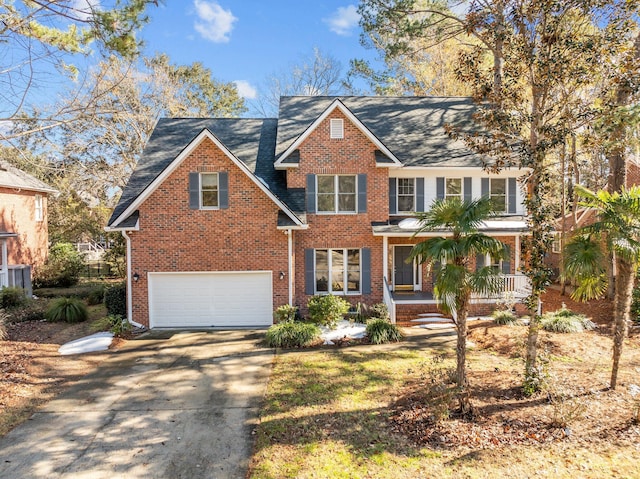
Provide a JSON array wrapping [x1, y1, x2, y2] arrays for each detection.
[[394, 246, 415, 291]]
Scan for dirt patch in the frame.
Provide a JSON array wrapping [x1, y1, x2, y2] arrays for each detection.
[[390, 289, 640, 451], [0, 320, 119, 436]]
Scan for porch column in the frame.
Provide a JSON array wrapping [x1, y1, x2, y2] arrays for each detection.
[[1, 239, 7, 288], [286, 229, 293, 305], [382, 236, 388, 281], [515, 235, 521, 272]]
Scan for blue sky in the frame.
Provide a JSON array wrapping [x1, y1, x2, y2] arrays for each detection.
[[138, 1, 377, 109]]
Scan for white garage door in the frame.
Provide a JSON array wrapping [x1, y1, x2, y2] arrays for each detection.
[[148, 271, 273, 328]]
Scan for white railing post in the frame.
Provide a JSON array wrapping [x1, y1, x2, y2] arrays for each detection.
[[383, 277, 396, 324]]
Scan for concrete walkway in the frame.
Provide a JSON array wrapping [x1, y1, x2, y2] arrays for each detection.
[[0, 330, 273, 479]]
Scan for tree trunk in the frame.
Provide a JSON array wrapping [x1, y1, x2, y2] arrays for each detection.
[[611, 257, 634, 389], [455, 302, 472, 416]]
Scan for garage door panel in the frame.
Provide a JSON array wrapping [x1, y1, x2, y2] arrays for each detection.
[[149, 272, 272, 328]]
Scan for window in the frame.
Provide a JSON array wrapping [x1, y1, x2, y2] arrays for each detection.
[[552, 233, 561, 254], [445, 178, 462, 200], [200, 173, 219, 208], [315, 249, 360, 294], [397, 178, 415, 212], [34, 194, 43, 222], [317, 175, 356, 213], [330, 119, 344, 139], [489, 178, 507, 212]]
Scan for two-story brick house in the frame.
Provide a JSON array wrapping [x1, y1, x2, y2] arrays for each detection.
[[0, 160, 56, 293], [107, 96, 529, 329]]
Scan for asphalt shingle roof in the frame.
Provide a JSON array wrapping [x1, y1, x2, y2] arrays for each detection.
[[0, 160, 57, 194], [276, 96, 483, 167], [109, 96, 486, 228]]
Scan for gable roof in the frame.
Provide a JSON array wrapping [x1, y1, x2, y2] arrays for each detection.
[[274, 98, 402, 168], [108, 120, 304, 229], [276, 96, 484, 168], [0, 160, 57, 194]]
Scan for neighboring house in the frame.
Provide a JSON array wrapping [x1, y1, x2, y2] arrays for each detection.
[[547, 160, 640, 278], [0, 160, 57, 293], [107, 96, 530, 329]]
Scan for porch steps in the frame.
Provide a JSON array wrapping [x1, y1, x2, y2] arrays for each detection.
[[397, 312, 454, 329]]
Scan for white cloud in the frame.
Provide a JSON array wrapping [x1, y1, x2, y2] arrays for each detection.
[[233, 80, 257, 100], [70, 0, 101, 21], [324, 5, 360, 36], [193, 0, 237, 43]]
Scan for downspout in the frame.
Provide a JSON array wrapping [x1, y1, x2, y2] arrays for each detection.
[[122, 230, 145, 329], [286, 229, 293, 305]]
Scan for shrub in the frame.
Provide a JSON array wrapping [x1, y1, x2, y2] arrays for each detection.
[[92, 314, 131, 336], [366, 318, 403, 344], [0, 287, 26, 309], [45, 297, 89, 323], [307, 295, 350, 329], [545, 374, 588, 428], [34, 243, 85, 288], [416, 354, 458, 424], [541, 306, 595, 333], [8, 300, 47, 323], [369, 303, 389, 320], [491, 309, 518, 325], [265, 322, 321, 348], [104, 283, 127, 317], [86, 285, 106, 306], [273, 304, 298, 323]]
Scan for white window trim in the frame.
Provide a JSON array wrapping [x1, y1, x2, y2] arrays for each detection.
[[200, 172, 220, 210], [444, 177, 463, 200], [396, 178, 416, 214], [34, 194, 43, 222], [314, 248, 361, 295], [330, 118, 344, 139], [316, 174, 357, 214], [552, 233, 561, 254]]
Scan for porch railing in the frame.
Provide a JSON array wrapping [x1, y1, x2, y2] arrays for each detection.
[[0, 270, 6, 289], [383, 277, 397, 324], [472, 273, 531, 300]]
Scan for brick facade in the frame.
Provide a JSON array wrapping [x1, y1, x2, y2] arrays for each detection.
[[117, 100, 529, 327], [0, 187, 48, 271], [127, 138, 290, 327]]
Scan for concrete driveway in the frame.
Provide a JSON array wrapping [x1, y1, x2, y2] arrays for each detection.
[[0, 330, 273, 479]]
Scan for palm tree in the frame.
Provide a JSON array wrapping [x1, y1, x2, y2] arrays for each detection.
[[409, 197, 506, 415], [564, 185, 640, 389]]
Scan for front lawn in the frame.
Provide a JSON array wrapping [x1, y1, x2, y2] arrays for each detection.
[[249, 324, 640, 478]]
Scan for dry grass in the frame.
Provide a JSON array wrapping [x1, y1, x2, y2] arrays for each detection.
[[249, 291, 640, 478]]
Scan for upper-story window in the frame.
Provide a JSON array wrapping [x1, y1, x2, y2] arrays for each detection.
[[445, 178, 462, 200], [489, 178, 507, 212], [330, 119, 344, 139], [317, 175, 356, 213], [34, 194, 43, 222], [397, 178, 415, 212], [200, 173, 219, 208]]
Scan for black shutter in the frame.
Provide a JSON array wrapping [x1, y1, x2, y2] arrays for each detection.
[[361, 248, 371, 294], [416, 178, 425, 212], [436, 177, 445, 200], [508, 177, 517, 214], [305, 249, 315, 295], [481, 178, 489, 198], [464, 177, 472, 202], [218, 172, 229, 209], [476, 254, 485, 272], [358, 174, 367, 213], [189, 172, 200, 210], [389, 178, 397, 214], [306, 174, 316, 213]]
